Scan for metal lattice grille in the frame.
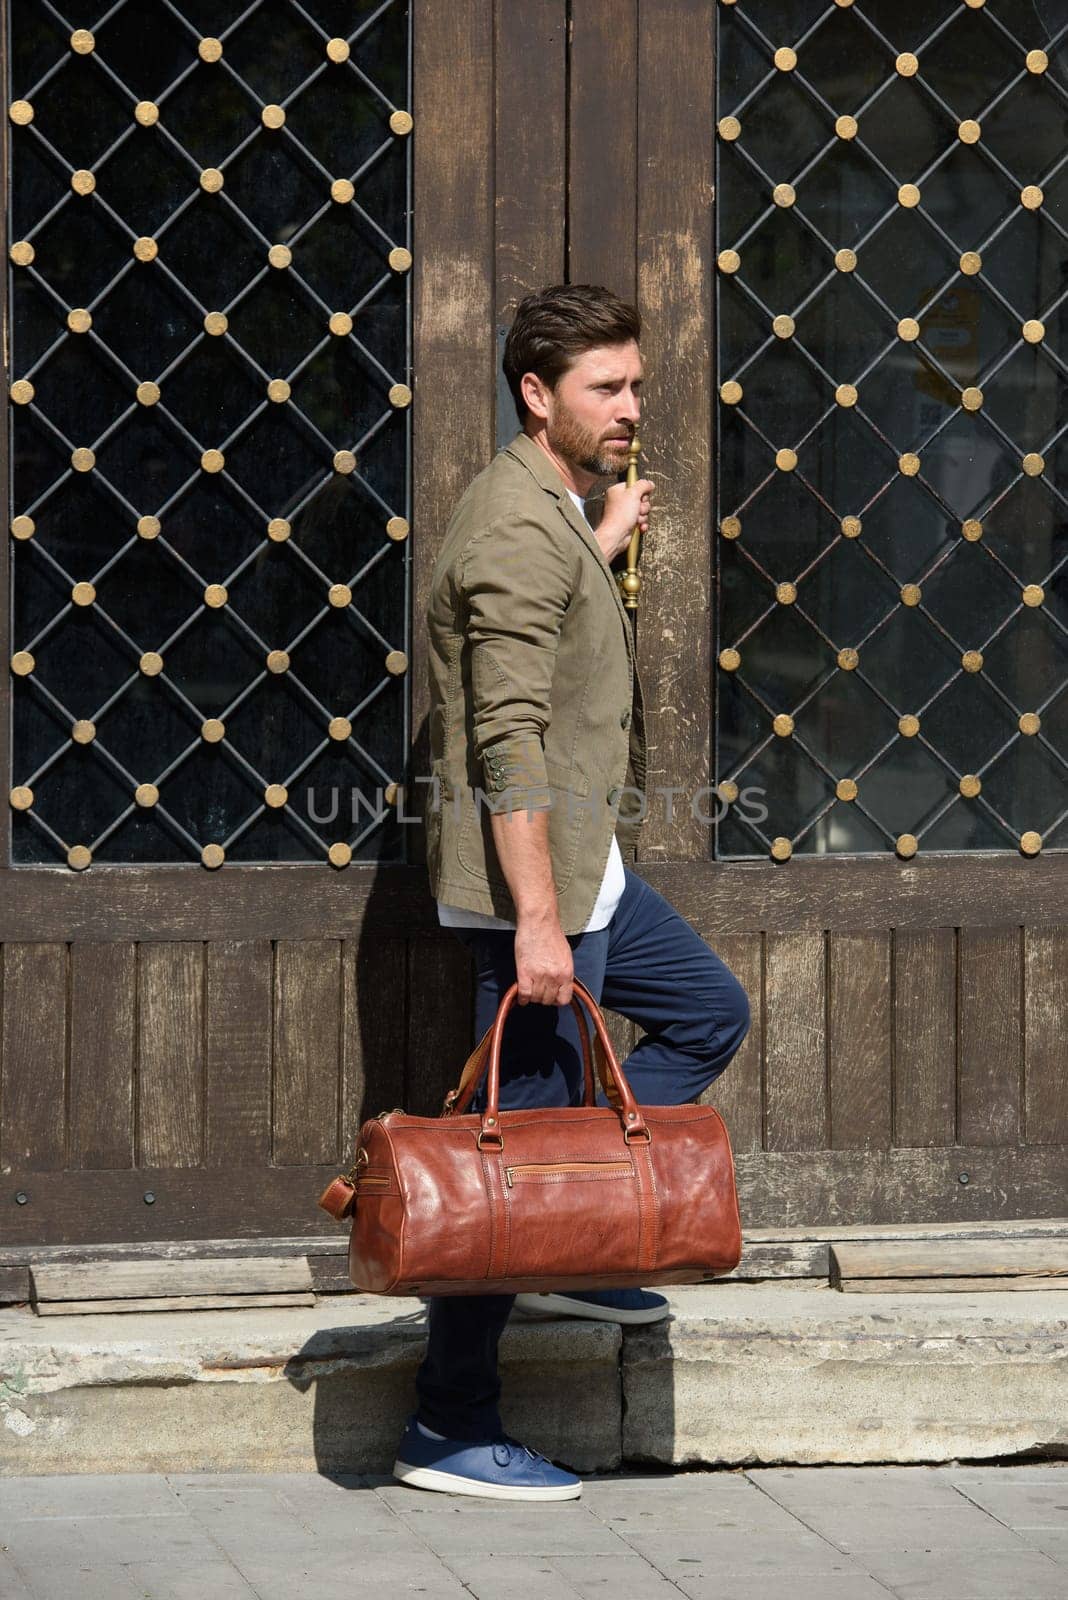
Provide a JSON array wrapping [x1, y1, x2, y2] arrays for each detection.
[[715, 0, 1068, 861], [7, 0, 412, 869]]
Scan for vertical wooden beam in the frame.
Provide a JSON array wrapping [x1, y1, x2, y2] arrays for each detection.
[[273, 941, 341, 1165], [959, 927, 1022, 1147], [406, 934, 473, 1116], [702, 932, 763, 1153], [342, 934, 408, 1139], [569, 0, 639, 297], [764, 930, 826, 1150], [495, 0, 567, 318], [635, 0, 715, 860], [138, 943, 203, 1168], [204, 940, 271, 1167], [893, 927, 956, 1147], [827, 932, 892, 1150], [69, 943, 135, 1169], [1024, 927, 1068, 1144], [410, 0, 496, 841], [0, 944, 67, 1170]]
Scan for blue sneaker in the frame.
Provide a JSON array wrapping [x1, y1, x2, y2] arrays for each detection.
[[512, 1288, 670, 1325], [393, 1416, 581, 1501]]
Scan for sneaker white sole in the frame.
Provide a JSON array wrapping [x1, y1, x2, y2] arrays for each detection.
[[393, 1459, 581, 1501], [512, 1292, 669, 1325]]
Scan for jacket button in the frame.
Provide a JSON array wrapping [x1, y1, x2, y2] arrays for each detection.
[[621, 709, 631, 729], [607, 786, 621, 806]]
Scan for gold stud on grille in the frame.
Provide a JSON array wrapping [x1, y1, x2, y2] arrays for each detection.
[[10, 786, 33, 810], [137, 515, 161, 539], [770, 837, 793, 861], [776, 448, 797, 471], [333, 449, 357, 474], [835, 116, 857, 140], [1020, 831, 1042, 856], [961, 386, 983, 411], [960, 251, 982, 275], [836, 383, 858, 407], [135, 101, 159, 126], [958, 120, 981, 144], [140, 652, 163, 676], [267, 517, 291, 541], [717, 781, 739, 804], [962, 519, 982, 541], [67, 845, 92, 871], [776, 582, 797, 604], [204, 311, 228, 336], [772, 314, 795, 339], [836, 779, 858, 801], [718, 116, 741, 140], [9, 101, 34, 125], [1019, 712, 1040, 735], [774, 47, 797, 70], [329, 311, 353, 336], [896, 53, 919, 77], [385, 650, 409, 675], [72, 720, 95, 744], [71, 581, 95, 607], [773, 183, 795, 207], [899, 714, 920, 738], [1021, 185, 1043, 210], [135, 783, 159, 808], [835, 248, 857, 272], [201, 449, 225, 473], [898, 317, 920, 341], [136, 381, 160, 406], [326, 37, 350, 62], [72, 448, 95, 472], [199, 38, 223, 62], [389, 110, 413, 136], [201, 718, 225, 743], [262, 104, 286, 129], [267, 379, 290, 403], [386, 516, 410, 541], [720, 516, 741, 539], [962, 650, 983, 672], [11, 651, 34, 675], [773, 713, 794, 736], [964, 0, 986, 8], [268, 244, 291, 268], [959, 774, 981, 798], [720, 379, 743, 404], [841, 516, 861, 538], [329, 584, 351, 608], [133, 237, 158, 261], [11, 380, 34, 405], [837, 648, 859, 671], [201, 843, 225, 869], [264, 784, 288, 809], [899, 452, 921, 476], [68, 308, 92, 333], [389, 246, 413, 273], [204, 584, 228, 608], [1022, 319, 1045, 344], [11, 515, 35, 540], [1026, 50, 1048, 74], [389, 383, 412, 408], [718, 648, 741, 671], [384, 782, 401, 807], [896, 834, 918, 858], [71, 169, 96, 196], [1022, 584, 1044, 607], [1022, 452, 1044, 476], [266, 650, 290, 674], [200, 167, 224, 193], [328, 716, 352, 741], [331, 178, 354, 203], [10, 241, 34, 265], [898, 183, 921, 208], [328, 842, 352, 868], [718, 249, 741, 273], [901, 583, 922, 606]]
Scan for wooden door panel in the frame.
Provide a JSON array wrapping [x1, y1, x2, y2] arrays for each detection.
[[892, 928, 957, 1148], [69, 943, 135, 1170], [828, 932, 892, 1151]]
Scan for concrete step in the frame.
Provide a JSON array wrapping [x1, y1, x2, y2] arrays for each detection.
[[2, 1283, 1065, 1477]]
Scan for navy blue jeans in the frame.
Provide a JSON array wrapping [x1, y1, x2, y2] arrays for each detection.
[[414, 867, 751, 1441]]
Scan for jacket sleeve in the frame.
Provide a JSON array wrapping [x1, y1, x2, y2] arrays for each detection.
[[459, 514, 574, 813]]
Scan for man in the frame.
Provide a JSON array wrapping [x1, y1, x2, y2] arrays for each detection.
[[394, 285, 750, 1501]]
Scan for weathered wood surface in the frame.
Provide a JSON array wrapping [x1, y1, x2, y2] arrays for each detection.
[[138, 943, 203, 1169], [495, 0, 566, 319], [205, 940, 272, 1167], [0, 1266, 30, 1304], [569, 0, 638, 297], [764, 931, 826, 1150], [830, 1238, 1068, 1285], [69, 943, 135, 1169], [893, 927, 957, 1147], [702, 933, 763, 1153], [36, 1293, 317, 1316], [828, 933, 892, 1151], [959, 928, 1023, 1147], [31, 1256, 313, 1303], [273, 941, 341, 1166], [837, 1277, 1068, 1294], [1025, 927, 1068, 1145], [0, 943, 67, 1170]]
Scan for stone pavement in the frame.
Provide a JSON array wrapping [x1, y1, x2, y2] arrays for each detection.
[[0, 1464, 1064, 1600]]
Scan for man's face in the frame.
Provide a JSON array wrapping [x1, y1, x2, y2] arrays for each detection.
[[543, 341, 643, 478]]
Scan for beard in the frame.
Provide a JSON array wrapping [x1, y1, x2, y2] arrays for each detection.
[[546, 398, 633, 479]]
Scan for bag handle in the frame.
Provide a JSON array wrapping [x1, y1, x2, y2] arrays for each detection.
[[444, 989, 607, 1117]]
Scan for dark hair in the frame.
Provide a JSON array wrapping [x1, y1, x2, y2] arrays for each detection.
[[503, 284, 641, 422]]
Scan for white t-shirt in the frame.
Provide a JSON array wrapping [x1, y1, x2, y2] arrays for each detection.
[[436, 490, 628, 934]]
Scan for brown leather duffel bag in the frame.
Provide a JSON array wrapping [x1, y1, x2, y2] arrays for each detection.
[[318, 977, 742, 1295]]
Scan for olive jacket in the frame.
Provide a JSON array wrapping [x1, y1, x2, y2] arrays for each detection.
[[424, 431, 647, 934]]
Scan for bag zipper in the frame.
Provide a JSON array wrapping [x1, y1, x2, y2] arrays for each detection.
[[505, 1160, 632, 1189]]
